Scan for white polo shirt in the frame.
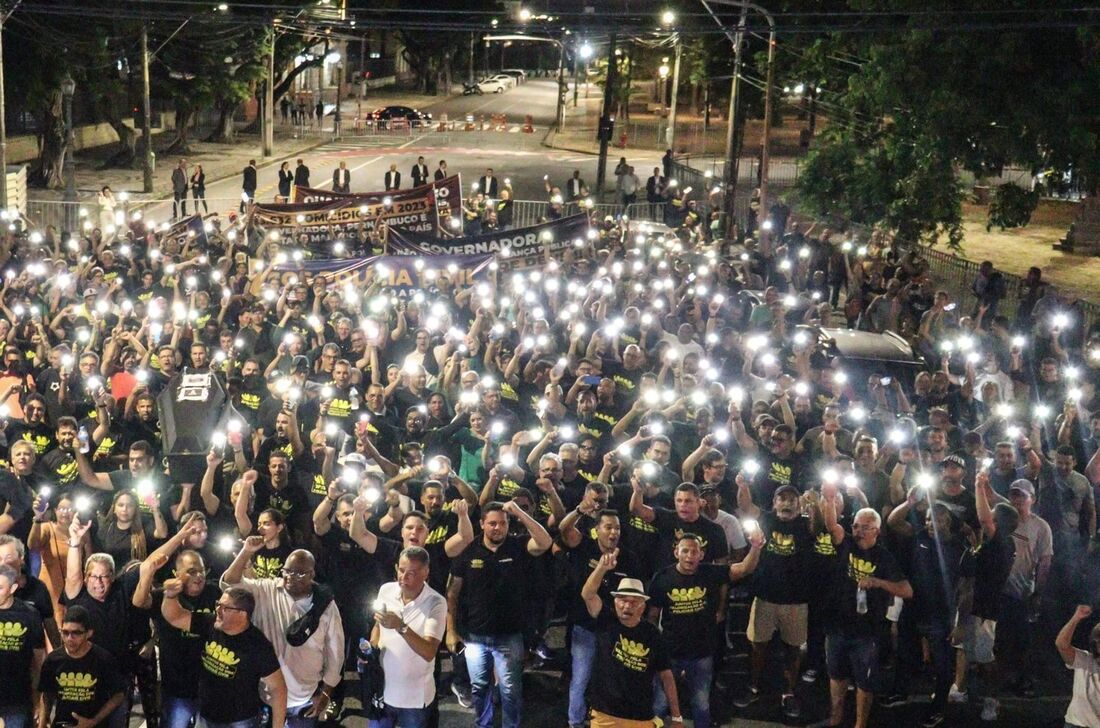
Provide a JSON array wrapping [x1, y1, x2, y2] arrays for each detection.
[[376, 581, 447, 709]]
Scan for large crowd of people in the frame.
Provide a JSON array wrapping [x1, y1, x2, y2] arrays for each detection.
[[0, 157, 1097, 728]]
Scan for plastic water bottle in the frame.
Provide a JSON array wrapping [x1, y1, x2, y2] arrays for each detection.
[[856, 587, 868, 615], [356, 637, 373, 671], [77, 427, 90, 454]]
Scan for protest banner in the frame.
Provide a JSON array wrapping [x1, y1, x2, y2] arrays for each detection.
[[249, 176, 462, 248], [387, 214, 593, 272], [256, 253, 494, 297]]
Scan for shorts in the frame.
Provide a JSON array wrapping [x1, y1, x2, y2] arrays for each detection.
[[825, 632, 880, 692], [588, 709, 656, 728], [953, 616, 996, 664], [747, 598, 808, 647]]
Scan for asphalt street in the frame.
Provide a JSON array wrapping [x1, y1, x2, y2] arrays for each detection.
[[142, 80, 663, 224]]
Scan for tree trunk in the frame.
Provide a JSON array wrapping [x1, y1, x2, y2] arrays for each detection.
[[30, 91, 65, 190], [206, 101, 236, 144], [102, 119, 137, 169], [163, 98, 195, 155]]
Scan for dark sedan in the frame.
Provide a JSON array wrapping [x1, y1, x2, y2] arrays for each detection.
[[368, 105, 433, 127]]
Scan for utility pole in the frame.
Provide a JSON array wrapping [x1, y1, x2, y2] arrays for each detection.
[[468, 33, 475, 83], [140, 26, 154, 193], [595, 33, 618, 196], [263, 20, 274, 158], [757, 25, 777, 250], [722, 5, 748, 237], [555, 40, 565, 130], [666, 37, 683, 152]]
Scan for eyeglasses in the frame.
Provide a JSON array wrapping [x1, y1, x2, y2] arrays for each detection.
[[86, 573, 113, 582], [60, 629, 87, 637], [180, 568, 209, 577], [214, 603, 247, 613], [280, 569, 312, 579]]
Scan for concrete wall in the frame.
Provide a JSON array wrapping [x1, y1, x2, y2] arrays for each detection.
[[7, 112, 177, 164]]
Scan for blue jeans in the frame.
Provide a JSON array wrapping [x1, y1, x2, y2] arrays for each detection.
[[567, 625, 597, 726], [0, 706, 30, 728], [653, 656, 713, 728], [161, 697, 201, 728], [368, 704, 431, 728], [465, 632, 524, 728]]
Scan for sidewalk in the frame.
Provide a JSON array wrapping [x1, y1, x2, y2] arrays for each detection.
[[28, 87, 455, 205]]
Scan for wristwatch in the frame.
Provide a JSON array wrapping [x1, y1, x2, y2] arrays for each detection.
[[399, 624, 410, 635]]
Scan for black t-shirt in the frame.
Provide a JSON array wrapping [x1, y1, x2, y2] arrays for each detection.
[[17, 574, 55, 626], [38, 449, 81, 490], [40, 643, 123, 728], [589, 616, 670, 721], [420, 510, 460, 595], [0, 600, 45, 709], [564, 538, 641, 629], [648, 564, 728, 659], [451, 536, 532, 635], [250, 542, 294, 579], [752, 451, 808, 504], [938, 488, 980, 530], [753, 513, 814, 604], [59, 570, 142, 659], [827, 538, 904, 637], [651, 509, 730, 571], [960, 535, 1015, 621], [190, 612, 281, 723], [152, 585, 220, 698]]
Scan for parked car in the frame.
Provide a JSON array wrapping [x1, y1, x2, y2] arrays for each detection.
[[485, 73, 516, 88], [798, 325, 926, 392], [367, 105, 433, 127], [735, 289, 816, 330], [476, 76, 510, 94], [500, 68, 527, 84]]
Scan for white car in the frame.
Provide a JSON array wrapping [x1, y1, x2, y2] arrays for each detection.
[[500, 69, 527, 84], [477, 76, 511, 93]]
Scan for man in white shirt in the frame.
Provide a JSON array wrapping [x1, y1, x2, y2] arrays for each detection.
[[221, 542, 345, 728], [372, 546, 447, 728]]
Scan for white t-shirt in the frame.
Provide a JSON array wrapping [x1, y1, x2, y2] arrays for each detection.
[[712, 509, 747, 551], [1065, 648, 1100, 728], [1005, 513, 1053, 599], [376, 581, 448, 709]]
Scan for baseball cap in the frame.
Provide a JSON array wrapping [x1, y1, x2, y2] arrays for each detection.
[[699, 485, 719, 496], [82, 288, 97, 298], [1008, 479, 1035, 498], [774, 484, 800, 499], [939, 454, 966, 470], [610, 578, 649, 600], [291, 355, 310, 372]]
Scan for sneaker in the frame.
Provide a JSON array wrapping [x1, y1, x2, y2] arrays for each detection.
[[981, 697, 999, 721], [451, 682, 472, 708], [920, 712, 945, 727], [732, 685, 760, 708], [534, 641, 554, 661], [782, 693, 801, 719], [801, 668, 819, 683], [948, 684, 968, 704], [880, 693, 909, 708]]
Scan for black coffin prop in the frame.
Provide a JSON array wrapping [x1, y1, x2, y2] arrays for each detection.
[[157, 370, 233, 484]]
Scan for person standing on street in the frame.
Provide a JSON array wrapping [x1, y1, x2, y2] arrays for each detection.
[[172, 159, 189, 219], [580, 552, 682, 728], [478, 169, 499, 198], [332, 162, 351, 194], [434, 160, 448, 182], [294, 159, 311, 191], [241, 160, 258, 213], [160, 582, 288, 728], [278, 162, 294, 201], [618, 165, 640, 208], [370, 547, 447, 728], [447, 502, 552, 728], [385, 164, 401, 191], [190, 164, 208, 214], [221, 541, 344, 728], [411, 157, 429, 188]]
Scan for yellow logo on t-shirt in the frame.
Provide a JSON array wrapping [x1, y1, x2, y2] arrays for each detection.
[[57, 672, 96, 702], [847, 554, 876, 583], [814, 531, 837, 557], [470, 559, 484, 569], [613, 636, 651, 671], [668, 586, 708, 615], [202, 641, 240, 678], [768, 531, 796, 556], [0, 620, 26, 650], [426, 525, 448, 545]]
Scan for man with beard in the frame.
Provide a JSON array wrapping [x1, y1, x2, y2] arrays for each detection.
[[316, 360, 360, 434], [255, 451, 310, 542], [734, 481, 817, 719], [132, 520, 220, 728], [257, 409, 306, 472], [222, 545, 344, 728], [601, 344, 647, 401], [233, 358, 267, 429], [75, 441, 171, 516], [580, 552, 681, 727], [446, 502, 552, 728], [38, 605, 125, 728], [733, 421, 808, 505], [7, 395, 55, 457], [159, 583, 286, 728], [936, 454, 979, 529], [121, 392, 161, 456], [559, 506, 640, 728]]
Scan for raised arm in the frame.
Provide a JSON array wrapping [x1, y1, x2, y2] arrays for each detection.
[[580, 548, 617, 619], [348, 495, 380, 553], [1057, 605, 1093, 665], [503, 499, 552, 555], [444, 500, 475, 558], [63, 518, 93, 600]]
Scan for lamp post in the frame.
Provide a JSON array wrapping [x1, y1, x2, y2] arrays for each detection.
[[660, 10, 683, 151], [61, 73, 76, 233]]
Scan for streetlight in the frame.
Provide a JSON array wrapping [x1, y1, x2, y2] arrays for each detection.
[[325, 52, 341, 137], [61, 73, 76, 233], [661, 9, 676, 26], [518, 7, 531, 22]]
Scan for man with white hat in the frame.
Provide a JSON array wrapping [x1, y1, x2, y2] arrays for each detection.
[[580, 549, 681, 728]]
